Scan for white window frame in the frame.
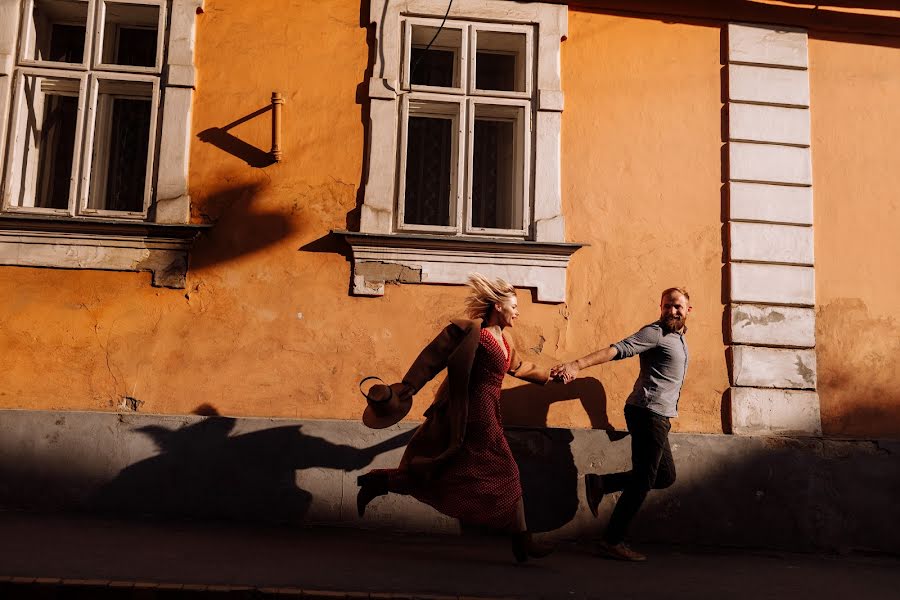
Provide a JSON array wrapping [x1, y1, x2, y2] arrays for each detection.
[[469, 23, 533, 100], [396, 21, 532, 238], [396, 92, 465, 234], [79, 71, 160, 217], [0, 0, 205, 288], [17, 0, 97, 71], [401, 17, 467, 95], [349, 0, 578, 303], [3, 68, 88, 215], [464, 97, 530, 237], [93, 0, 166, 74]]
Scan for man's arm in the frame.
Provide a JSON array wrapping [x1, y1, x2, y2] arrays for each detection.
[[551, 346, 617, 383], [551, 325, 661, 383]]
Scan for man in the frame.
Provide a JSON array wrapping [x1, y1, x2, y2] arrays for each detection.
[[551, 288, 691, 561]]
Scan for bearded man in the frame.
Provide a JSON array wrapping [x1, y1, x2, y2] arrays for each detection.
[[551, 287, 692, 561]]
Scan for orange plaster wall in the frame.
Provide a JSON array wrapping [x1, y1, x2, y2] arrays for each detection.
[[558, 12, 728, 433], [0, 4, 729, 433], [809, 34, 900, 439]]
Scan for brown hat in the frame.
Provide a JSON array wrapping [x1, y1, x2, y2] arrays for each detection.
[[360, 377, 413, 429]]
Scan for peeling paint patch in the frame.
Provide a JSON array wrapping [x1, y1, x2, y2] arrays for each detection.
[[733, 308, 786, 328], [120, 396, 144, 412], [795, 356, 815, 384], [356, 261, 423, 284], [531, 335, 546, 354]]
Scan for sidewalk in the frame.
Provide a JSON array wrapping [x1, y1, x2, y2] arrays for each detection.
[[1, 511, 898, 599]]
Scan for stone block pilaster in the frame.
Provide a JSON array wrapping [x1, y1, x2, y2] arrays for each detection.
[[726, 23, 821, 436]]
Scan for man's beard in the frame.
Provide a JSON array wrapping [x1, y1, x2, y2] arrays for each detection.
[[661, 315, 685, 333]]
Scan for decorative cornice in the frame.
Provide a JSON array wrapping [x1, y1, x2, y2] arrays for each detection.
[[335, 230, 584, 303], [0, 215, 211, 288]]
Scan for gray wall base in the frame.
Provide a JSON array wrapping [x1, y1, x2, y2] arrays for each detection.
[[0, 410, 897, 553]]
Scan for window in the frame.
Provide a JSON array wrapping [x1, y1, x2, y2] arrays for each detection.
[[3, 0, 164, 218], [0, 0, 205, 288], [344, 0, 580, 302], [397, 19, 532, 237]]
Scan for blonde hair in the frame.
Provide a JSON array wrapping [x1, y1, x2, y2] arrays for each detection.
[[661, 287, 690, 303], [465, 273, 516, 321]]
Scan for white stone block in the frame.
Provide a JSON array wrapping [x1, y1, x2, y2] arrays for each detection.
[[729, 182, 813, 225], [729, 64, 809, 107], [155, 86, 193, 223], [728, 23, 808, 69], [729, 103, 810, 146], [730, 142, 811, 185], [732, 346, 816, 389], [730, 387, 822, 435], [730, 304, 815, 347], [730, 263, 814, 306], [729, 222, 813, 265]]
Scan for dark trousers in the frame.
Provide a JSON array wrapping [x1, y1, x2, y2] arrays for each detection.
[[601, 404, 676, 544]]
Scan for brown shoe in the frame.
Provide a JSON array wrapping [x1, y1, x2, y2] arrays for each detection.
[[584, 474, 604, 518], [595, 541, 647, 562]]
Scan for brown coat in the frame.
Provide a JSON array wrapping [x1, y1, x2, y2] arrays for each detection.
[[395, 319, 550, 479]]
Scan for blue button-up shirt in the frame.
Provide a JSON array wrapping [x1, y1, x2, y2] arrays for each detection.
[[612, 321, 689, 418]]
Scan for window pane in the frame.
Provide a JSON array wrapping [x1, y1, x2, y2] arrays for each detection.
[[88, 81, 153, 212], [10, 75, 80, 210], [472, 114, 517, 230], [475, 31, 527, 93], [27, 0, 89, 63], [404, 116, 453, 227], [101, 2, 159, 67], [409, 24, 461, 88]]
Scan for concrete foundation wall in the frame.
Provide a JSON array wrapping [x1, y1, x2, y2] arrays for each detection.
[[0, 410, 897, 554]]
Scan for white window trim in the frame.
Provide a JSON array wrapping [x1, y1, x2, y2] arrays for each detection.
[[0, 0, 204, 287], [93, 0, 167, 75], [396, 92, 465, 234], [350, 0, 577, 303]]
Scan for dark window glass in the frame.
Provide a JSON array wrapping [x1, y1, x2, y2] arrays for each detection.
[[475, 52, 516, 92], [35, 94, 78, 209], [48, 24, 86, 63], [404, 116, 453, 226], [472, 119, 515, 229], [115, 27, 157, 67], [99, 98, 152, 211], [410, 47, 454, 87]]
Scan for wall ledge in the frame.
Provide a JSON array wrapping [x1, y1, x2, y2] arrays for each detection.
[[0, 215, 211, 288], [335, 229, 585, 303]]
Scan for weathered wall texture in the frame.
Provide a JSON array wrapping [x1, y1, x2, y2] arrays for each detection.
[[561, 12, 728, 433], [4, 3, 899, 441], [809, 34, 900, 439], [0, 3, 731, 433]]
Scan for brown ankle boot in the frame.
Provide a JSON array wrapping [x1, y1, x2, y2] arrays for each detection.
[[510, 531, 555, 563], [356, 472, 388, 517]]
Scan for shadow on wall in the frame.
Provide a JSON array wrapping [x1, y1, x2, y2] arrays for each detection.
[[189, 182, 297, 272], [501, 377, 613, 430], [197, 105, 275, 169], [92, 409, 415, 522], [500, 378, 629, 533]]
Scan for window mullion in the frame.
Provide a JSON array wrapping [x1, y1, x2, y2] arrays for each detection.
[[460, 97, 472, 235]]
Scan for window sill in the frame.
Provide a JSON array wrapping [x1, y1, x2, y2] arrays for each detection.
[[335, 230, 585, 303], [0, 214, 211, 288]]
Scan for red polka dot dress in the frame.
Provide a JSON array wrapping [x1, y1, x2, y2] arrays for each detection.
[[383, 328, 522, 528]]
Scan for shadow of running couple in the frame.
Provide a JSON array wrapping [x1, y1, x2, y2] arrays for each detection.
[[93, 407, 415, 523]]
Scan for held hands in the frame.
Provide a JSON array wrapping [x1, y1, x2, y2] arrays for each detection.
[[550, 362, 579, 384]]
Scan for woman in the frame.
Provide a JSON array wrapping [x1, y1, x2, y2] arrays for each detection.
[[357, 274, 554, 562]]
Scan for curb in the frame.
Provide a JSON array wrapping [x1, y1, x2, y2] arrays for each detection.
[[0, 577, 509, 599]]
